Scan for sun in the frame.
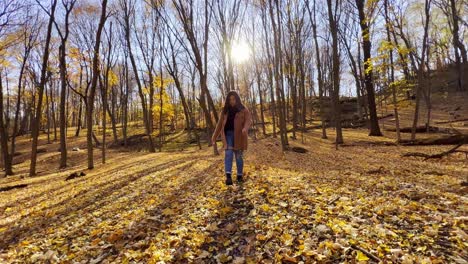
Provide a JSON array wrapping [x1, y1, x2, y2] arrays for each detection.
[[230, 41, 251, 64]]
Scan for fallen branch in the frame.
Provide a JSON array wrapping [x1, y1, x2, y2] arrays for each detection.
[[351, 244, 381, 263], [400, 134, 468, 146], [0, 184, 28, 192], [65, 172, 87, 181], [341, 141, 397, 147], [327, 196, 340, 205], [385, 125, 438, 133], [378, 113, 394, 120], [435, 118, 468, 124], [402, 143, 464, 160], [287, 125, 322, 132]]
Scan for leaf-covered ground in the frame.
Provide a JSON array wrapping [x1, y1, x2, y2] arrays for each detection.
[[0, 129, 467, 263]]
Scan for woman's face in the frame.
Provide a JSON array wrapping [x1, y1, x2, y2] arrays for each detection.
[[229, 95, 237, 107]]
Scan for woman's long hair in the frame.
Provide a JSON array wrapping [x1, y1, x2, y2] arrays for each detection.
[[223, 90, 245, 114]]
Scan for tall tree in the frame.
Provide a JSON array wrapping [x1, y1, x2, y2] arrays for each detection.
[[326, 0, 343, 144], [10, 12, 40, 172], [355, 0, 382, 136], [305, 0, 328, 139], [0, 72, 13, 176], [383, 0, 401, 142], [169, 0, 219, 154], [411, 0, 432, 140], [30, 0, 58, 176], [119, 0, 156, 153], [86, 0, 108, 169], [161, 27, 194, 130], [449, 0, 466, 91], [55, 0, 76, 168], [268, 0, 289, 150]]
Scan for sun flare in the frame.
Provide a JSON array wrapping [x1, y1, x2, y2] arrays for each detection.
[[230, 41, 251, 64]]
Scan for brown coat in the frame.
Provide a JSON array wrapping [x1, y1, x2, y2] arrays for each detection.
[[212, 107, 252, 150]]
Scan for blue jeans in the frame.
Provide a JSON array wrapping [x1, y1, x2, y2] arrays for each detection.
[[224, 130, 244, 176]]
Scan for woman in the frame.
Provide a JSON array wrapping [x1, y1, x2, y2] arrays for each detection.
[[211, 91, 251, 185]]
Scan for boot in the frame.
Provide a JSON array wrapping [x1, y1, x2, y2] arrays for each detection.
[[237, 174, 243, 184], [225, 173, 233, 185]]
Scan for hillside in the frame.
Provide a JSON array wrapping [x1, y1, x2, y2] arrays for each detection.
[[0, 126, 466, 263]]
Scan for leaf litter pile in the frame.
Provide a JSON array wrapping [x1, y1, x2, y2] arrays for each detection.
[[0, 130, 467, 263]]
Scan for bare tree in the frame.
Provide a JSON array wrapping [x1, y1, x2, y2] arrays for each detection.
[[119, 0, 156, 153], [30, 0, 58, 176], [268, 0, 289, 150], [383, 0, 401, 142], [10, 11, 40, 172], [411, 0, 432, 140], [86, 0, 108, 169], [305, 0, 328, 139], [355, 0, 382, 137], [54, 0, 76, 168], [326, 0, 343, 144]]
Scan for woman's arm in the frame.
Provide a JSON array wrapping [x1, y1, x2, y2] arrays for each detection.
[[211, 110, 224, 142], [243, 107, 252, 133]]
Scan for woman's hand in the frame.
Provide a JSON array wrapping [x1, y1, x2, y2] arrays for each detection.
[[210, 138, 216, 146], [242, 128, 248, 135]]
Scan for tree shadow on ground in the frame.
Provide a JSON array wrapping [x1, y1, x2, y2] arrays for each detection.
[[0, 157, 196, 250], [196, 184, 257, 263], [0, 153, 177, 211]]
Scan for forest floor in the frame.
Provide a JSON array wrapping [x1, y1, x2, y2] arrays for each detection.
[[0, 126, 467, 263]]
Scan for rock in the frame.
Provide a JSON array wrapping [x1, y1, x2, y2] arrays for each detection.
[[72, 147, 80, 151], [291, 146, 308, 153], [66, 172, 79, 181], [66, 172, 86, 181]]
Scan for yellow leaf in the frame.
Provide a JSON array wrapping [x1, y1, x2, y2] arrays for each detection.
[[216, 253, 231, 263], [220, 206, 233, 215], [162, 208, 175, 216], [281, 233, 294, 246], [90, 229, 101, 237], [260, 204, 270, 212], [91, 238, 101, 246], [107, 229, 123, 243], [356, 250, 369, 262]]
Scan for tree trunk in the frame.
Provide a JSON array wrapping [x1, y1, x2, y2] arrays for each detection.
[[261, 6, 277, 138], [59, 42, 68, 168], [122, 0, 155, 153], [10, 50, 28, 168], [87, 0, 108, 169], [411, 0, 431, 141], [101, 78, 106, 164], [384, 0, 401, 143], [356, 0, 382, 137], [0, 73, 13, 176], [30, 0, 57, 176], [327, 0, 343, 144], [306, 0, 327, 139], [450, 0, 466, 90], [269, 0, 289, 150]]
